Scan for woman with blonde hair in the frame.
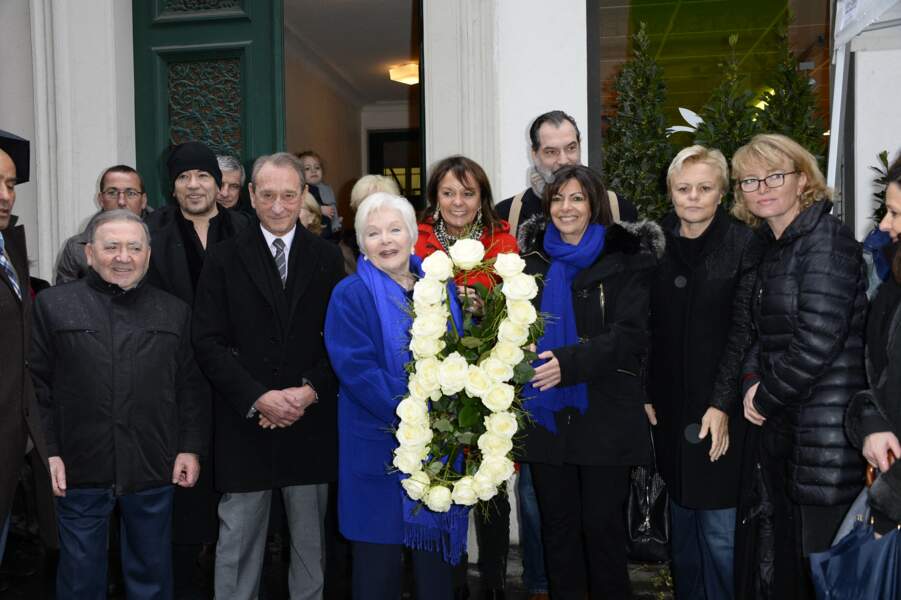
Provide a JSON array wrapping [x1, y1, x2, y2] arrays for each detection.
[[732, 134, 866, 598], [647, 145, 759, 599]]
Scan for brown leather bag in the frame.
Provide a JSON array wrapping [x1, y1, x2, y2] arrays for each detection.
[[866, 450, 897, 487]]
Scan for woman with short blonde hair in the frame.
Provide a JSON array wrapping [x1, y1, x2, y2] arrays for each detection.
[[732, 133, 866, 597]]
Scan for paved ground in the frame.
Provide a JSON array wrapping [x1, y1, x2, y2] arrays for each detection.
[[1, 529, 673, 599]]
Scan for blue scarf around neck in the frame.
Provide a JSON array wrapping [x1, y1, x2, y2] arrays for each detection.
[[355, 253, 469, 564], [525, 221, 606, 432]]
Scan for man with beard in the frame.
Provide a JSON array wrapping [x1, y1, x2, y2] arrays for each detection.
[[145, 141, 251, 597], [495, 110, 637, 238]]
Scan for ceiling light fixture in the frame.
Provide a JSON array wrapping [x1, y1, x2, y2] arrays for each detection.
[[389, 63, 419, 86]]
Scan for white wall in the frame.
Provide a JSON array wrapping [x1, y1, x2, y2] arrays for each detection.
[[0, 0, 136, 281], [852, 27, 901, 239], [424, 0, 587, 201], [0, 0, 38, 269]]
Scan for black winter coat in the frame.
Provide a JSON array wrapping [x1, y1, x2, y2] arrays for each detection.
[[649, 209, 760, 509], [192, 224, 344, 492], [517, 215, 663, 467], [30, 271, 210, 495], [744, 200, 866, 505], [846, 276, 901, 524]]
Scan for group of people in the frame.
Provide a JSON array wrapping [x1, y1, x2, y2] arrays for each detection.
[[0, 106, 899, 600]]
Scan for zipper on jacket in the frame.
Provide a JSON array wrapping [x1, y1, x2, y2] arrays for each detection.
[[599, 283, 606, 327]]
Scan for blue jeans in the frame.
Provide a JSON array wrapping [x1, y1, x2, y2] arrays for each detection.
[[517, 464, 548, 594], [669, 500, 735, 600], [0, 511, 9, 564], [56, 485, 174, 600]]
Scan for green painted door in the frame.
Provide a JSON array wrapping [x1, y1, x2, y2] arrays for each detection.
[[133, 0, 285, 208]]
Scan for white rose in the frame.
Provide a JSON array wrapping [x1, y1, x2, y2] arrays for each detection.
[[393, 445, 426, 474], [477, 432, 514, 457], [497, 320, 529, 346], [484, 412, 518, 439], [411, 312, 446, 339], [464, 365, 492, 399], [448, 239, 486, 270], [396, 421, 433, 447], [410, 335, 445, 359], [438, 352, 468, 396], [413, 278, 445, 306], [396, 396, 429, 426], [423, 485, 453, 513], [505, 300, 537, 327], [413, 301, 448, 321], [493, 253, 526, 279], [492, 341, 525, 367], [415, 357, 442, 392], [408, 376, 430, 401], [450, 476, 479, 506], [501, 273, 539, 301], [401, 470, 430, 500], [422, 251, 454, 281], [482, 383, 515, 412], [479, 456, 516, 485], [472, 472, 498, 501], [480, 357, 514, 383]]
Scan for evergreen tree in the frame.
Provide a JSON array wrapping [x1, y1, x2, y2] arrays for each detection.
[[603, 22, 673, 220], [756, 27, 825, 163], [694, 34, 760, 192]]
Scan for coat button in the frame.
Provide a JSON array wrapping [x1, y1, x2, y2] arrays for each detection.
[[576, 290, 589, 299], [674, 275, 687, 288]]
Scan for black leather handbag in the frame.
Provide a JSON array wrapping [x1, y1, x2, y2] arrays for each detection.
[[626, 431, 671, 563]]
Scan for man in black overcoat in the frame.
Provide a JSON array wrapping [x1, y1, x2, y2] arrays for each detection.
[[192, 151, 344, 600], [0, 131, 57, 572]]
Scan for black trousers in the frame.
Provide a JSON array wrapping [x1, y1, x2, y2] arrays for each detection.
[[531, 462, 632, 600], [352, 540, 454, 600]]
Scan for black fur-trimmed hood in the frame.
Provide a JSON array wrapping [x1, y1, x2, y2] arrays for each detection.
[[517, 213, 665, 261]]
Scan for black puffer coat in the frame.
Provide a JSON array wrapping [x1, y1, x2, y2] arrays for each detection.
[[744, 200, 867, 505], [30, 271, 210, 495], [517, 215, 664, 467], [649, 208, 761, 509]]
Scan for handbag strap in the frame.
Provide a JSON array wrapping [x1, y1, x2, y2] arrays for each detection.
[[508, 190, 526, 234]]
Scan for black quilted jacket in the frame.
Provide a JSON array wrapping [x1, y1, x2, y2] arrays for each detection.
[[743, 200, 867, 505]]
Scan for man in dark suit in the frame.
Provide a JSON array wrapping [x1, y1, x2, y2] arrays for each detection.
[[192, 152, 344, 600], [0, 130, 56, 569], [145, 141, 251, 597]]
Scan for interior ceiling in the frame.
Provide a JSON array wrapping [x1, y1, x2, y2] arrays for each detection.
[[596, 0, 832, 123], [284, 0, 418, 105]]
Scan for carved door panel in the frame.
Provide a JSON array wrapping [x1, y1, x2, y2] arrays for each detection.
[[133, 0, 285, 207]]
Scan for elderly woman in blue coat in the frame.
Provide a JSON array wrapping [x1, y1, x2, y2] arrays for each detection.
[[324, 192, 457, 600]]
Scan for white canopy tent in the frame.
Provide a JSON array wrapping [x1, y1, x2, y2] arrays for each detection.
[[828, 0, 901, 238]]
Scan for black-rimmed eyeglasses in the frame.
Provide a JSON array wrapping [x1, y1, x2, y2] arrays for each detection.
[[736, 171, 798, 193], [102, 188, 143, 201]]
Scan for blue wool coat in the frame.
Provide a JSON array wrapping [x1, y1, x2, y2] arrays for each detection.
[[324, 274, 410, 544]]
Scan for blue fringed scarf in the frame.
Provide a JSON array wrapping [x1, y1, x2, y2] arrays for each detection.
[[356, 253, 469, 564], [524, 221, 605, 432]]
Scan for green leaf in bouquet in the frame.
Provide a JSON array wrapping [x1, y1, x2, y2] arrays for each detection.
[[433, 418, 454, 433], [457, 403, 481, 429], [470, 282, 489, 301], [513, 361, 536, 385], [426, 461, 444, 476], [460, 336, 483, 349], [454, 431, 476, 445], [523, 350, 538, 362]]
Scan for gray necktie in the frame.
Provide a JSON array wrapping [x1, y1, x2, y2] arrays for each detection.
[[273, 238, 287, 287], [0, 232, 21, 300]]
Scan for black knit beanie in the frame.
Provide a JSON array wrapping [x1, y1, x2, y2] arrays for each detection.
[[167, 141, 222, 189]]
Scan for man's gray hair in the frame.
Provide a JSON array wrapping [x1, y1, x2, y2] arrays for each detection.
[[217, 155, 246, 184], [354, 192, 418, 253], [250, 152, 305, 188], [86, 209, 151, 245]]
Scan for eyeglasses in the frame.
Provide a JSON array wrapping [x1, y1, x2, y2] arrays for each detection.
[[102, 188, 143, 201], [737, 171, 798, 193]]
